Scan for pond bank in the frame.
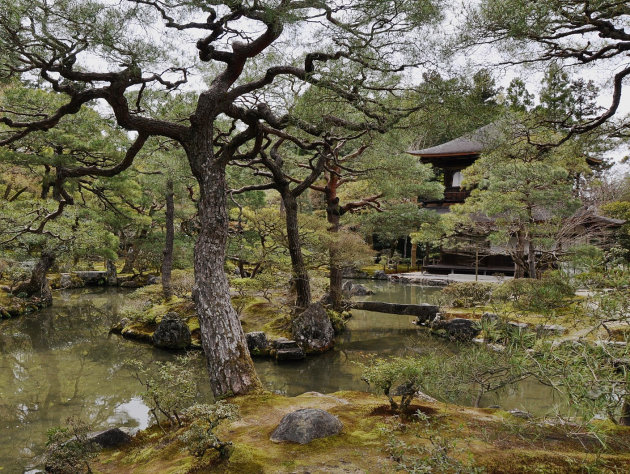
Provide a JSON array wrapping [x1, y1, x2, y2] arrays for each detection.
[[0, 282, 566, 472], [95, 390, 630, 473]]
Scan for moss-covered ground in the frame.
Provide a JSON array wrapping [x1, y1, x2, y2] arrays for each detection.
[[94, 391, 630, 473], [115, 279, 294, 348]]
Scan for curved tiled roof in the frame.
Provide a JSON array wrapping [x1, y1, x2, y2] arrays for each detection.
[[408, 123, 500, 157]]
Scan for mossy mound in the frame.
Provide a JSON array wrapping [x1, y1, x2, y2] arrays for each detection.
[[0, 289, 51, 319], [94, 391, 630, 473], [113, 283, 293, 350]]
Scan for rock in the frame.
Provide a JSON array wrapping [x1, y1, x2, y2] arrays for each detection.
[[276, 347, 306, 360], [373, 270, 388, 280], [415, 390, 438, 403], [536, 324, 566, 336], [270, 338, 305, 360], [272, 337, 299, 349], [152, 312, 191, 349], [120, 280, 141, 288], [59, 273, 72, 289], [74, 270, 108, 286], [481, 312, 500, 325], [351, 301, 439, 324], [431, 318, 480, 342], [246, 331, 268, 355], [110, 318, 131, 335], [508, 409, 532, 420], [292, 303, 335, 353], [146, 275, 158, 285], [342, 281, 373, 297], [270, 408, 343, 444], [507, 321, 529, 332], [88, 428, 132, 448]]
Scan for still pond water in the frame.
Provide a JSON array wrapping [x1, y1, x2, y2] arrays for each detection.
[[0, 281, 557, 472]]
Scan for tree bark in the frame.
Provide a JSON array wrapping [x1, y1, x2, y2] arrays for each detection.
[[14, 251, 55, 305], [162, 178, 175, 299], [280, 189, 311, 310], [189, 148, 261, 397], [121, 243, 136, 274], [410, 242, 417, 270], [620, 399, 630, 426], [326, 186, 343, 311], [527, 237, 537, 279]]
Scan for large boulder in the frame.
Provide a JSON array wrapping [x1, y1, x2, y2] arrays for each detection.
[[152, 312, 191, 349], [291, 303, 335, 353], [88, 428, 132, 448], [342, 281, 374, 297], [270, 408, 343, 444], [246, 331, 268, 355], [432, 318, 480, 342], [373, 270, 388, 280]]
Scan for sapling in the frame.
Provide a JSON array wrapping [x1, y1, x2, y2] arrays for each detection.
[[179, 402, 239, 458], [361, 357, 433, 414]]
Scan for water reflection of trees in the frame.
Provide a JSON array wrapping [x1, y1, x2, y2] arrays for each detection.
[[0, 289, 172, 472]]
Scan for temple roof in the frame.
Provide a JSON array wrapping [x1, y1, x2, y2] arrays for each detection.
[[408, 122, 604, 166], [408, 123, 500, 157]]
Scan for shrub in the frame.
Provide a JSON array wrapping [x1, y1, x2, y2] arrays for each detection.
[[179, 402, 239, 458], [170, 269, 195, 298], [44, 417, 99, 474], [231, 272, 281, 303], [438, 282, 494, 308], [361, 357, 434, 414], [125, 353, 199, 431], [326, 309, 351, 334], [492, 271, 575, 313]]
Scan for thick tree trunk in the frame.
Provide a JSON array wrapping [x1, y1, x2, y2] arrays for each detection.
[[410, 242, 417, 270], [162, 178, 175, 299], [527, 238, 537, 279], [513, 231, 527, 279], [121, 244, 136, 274], [14, 252, 55, 304], [620, 399, 630, 426], [191, 153, 261, 397], [280, 190, 311, 310], [326, 190, 343, 311]]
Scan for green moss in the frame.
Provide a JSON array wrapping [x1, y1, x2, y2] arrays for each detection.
[[96, 389, 630, 473]]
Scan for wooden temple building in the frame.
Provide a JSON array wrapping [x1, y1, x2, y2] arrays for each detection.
[[407, 124, 516, 275], [406, 124, 621, 276]]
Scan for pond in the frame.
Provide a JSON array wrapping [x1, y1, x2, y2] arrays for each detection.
[[0, 281, 558, 472]]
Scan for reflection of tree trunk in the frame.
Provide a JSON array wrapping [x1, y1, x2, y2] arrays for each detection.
[[14, 252, 55, 304], [162, 178, 174, 299], [189, 144, 261, 397], [281, 189, 311, 309], [23, 311, 63, 424]]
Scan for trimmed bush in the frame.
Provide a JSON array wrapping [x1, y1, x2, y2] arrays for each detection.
[[492, 271, 575, 312], [438, 282, 494, 307]]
